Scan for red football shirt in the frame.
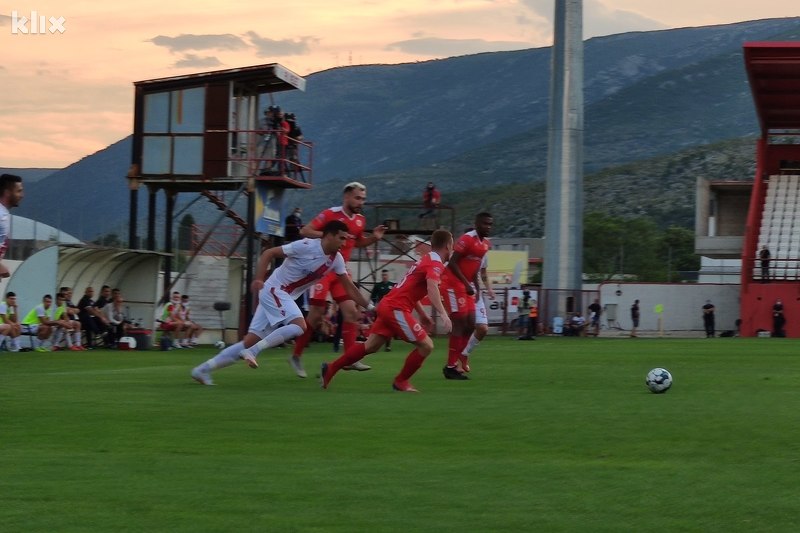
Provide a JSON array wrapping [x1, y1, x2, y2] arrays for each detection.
[[309, 206, 366, 261], [379, 252, 444, 312], [441, 230, 490, 289]]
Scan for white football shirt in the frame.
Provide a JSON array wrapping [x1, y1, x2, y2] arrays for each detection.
[[263, 238, 346, 299]]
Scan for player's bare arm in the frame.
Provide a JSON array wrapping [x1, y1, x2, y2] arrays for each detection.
[[252, 246, 287, 293], [481, 267, 495, 299], [355, 224, 387, 248], [427, 279, 452, 333], [415, 301, 433, 330], [447, 251, 474, 295], [299, 223, 323, 239], [337, 274, 372, 309]]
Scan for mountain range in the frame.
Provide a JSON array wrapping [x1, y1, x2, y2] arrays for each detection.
[[12, 17, 800, 241]]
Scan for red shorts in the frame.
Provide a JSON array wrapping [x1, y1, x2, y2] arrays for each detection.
[[439, 283, 475, 316], [371, 305, 428, 343], [308, 270, 350, 306]]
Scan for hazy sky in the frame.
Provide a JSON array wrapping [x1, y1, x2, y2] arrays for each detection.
[[0, 0, 797, 168]]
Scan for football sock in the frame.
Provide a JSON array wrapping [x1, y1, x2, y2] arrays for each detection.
[[342, 322, 358, 351], [446, 336, 463, 367], [327, 343, 367, 382], [52, 330, 63, 347], [251, 324, 304, 355], [395, 349, 426, 382], [13, 337, 22, 350], [293, 327, 313, 357], [64, 330, 74, 348], [201, 341, 246, 371], [72, 331, 81, 346], [462, 333, 480, 356]]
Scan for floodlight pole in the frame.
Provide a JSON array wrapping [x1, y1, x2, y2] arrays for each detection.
[[542, 0, 584, 319]]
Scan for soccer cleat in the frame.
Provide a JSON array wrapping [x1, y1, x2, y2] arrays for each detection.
[[51, 346, 62, 352], [443, 365, 469, 380], [384, 345, 392, 352], [288, 355, 307, 378], [320, 362, 330, 389], [392, 380, 419, 393], [343, 361, 371, 371], [239, 349, 259, 369], [191, 367, 214, 386], [35, 346, 49, 352], [69, 345, 82, 351], [459, 355, 471, 373]]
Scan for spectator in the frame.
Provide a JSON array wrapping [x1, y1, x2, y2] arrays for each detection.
[[370, 269, 396, 351], [517, 290, 533, 340], [565, 312, 586, 336], [759, 245, 771, 282], [285, 113, 305, 180], [21, 294, 58, 351], [52, 292, 83, 351], [0, 173, 24, 279], [418, 182, 441, 227], [258, 106, 277, 173], [702, 299, 715, 338], [588, 299, 602, 337], [528, 299, 539, 339], [630, 299, 640, 338], [78, 287, 110, 348], [772, 298, 785, 338], [0, 291, 22, 351], [284, 207, 303, 243], [179, 294, 203, 347]]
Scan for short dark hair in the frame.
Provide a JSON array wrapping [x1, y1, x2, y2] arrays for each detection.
[[322, 220, 349, 236], [381, 269, 389, 273], [43, 294, 53, 300], [431, 229, 453, 249], [0, 174, 22, 194], [475, 212, 493, 221], [6, 291, 16, 298]]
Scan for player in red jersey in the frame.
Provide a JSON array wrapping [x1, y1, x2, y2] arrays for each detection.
[[439, 212, 493, 380], [289, 181, 386, 377], [321, 229, 454, 392]]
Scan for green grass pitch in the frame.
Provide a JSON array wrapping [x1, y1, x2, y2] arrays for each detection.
[[3, 337, 800, 532]]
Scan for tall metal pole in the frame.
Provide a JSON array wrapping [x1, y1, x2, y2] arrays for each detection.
[[542, 0, 584, 318]]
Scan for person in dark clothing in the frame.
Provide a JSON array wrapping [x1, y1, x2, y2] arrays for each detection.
[[284, 207, 303, 242], [759, 245, 771, 282], [78, 287, 110, 348], [630, 300, 640, 338], [702, 300, 715, 338], [370, 269, 396, 351], [772, 298, 786, 337]]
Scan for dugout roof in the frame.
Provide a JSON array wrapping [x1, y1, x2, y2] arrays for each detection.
[[744, 42, 800, 133]]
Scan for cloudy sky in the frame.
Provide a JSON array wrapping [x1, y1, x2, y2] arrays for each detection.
[[0, 0, 796, 168]]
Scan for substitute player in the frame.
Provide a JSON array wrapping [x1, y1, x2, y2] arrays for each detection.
[[191, 220, 373, 386], [439, 212, 493, 380], [289, 181, 386, 377], [321, 229, 454, 392]]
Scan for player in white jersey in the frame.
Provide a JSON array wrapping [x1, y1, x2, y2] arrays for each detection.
[[0, 174, 24, 279], [191, 220, 373, 385], [459, 253, 495, 371]]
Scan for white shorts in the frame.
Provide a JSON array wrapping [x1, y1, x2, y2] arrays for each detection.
[[475, 295, 488, 326], [248, 286, 303, 338]]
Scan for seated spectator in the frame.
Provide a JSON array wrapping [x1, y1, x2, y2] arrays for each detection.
[[52, 292, 84, 351], [21, 294, 58, 351], [179, 294, 203, 347], [78, 286, 110, 348], [0, 291, 22, 351], [105, 292, 131, 346], [95, 285, 112, 312], [565, 312, 586, 336]]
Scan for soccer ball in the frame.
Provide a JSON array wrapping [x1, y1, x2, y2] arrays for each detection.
[[646, 368, 673, 394], [214, 340, 226, 350]]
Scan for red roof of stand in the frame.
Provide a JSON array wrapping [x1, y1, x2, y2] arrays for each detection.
[[744, 42, 800, 134]]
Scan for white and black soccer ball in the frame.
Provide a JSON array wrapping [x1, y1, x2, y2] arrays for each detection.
[[214, 340, 226, 350], [646, 368, 673, 394]]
